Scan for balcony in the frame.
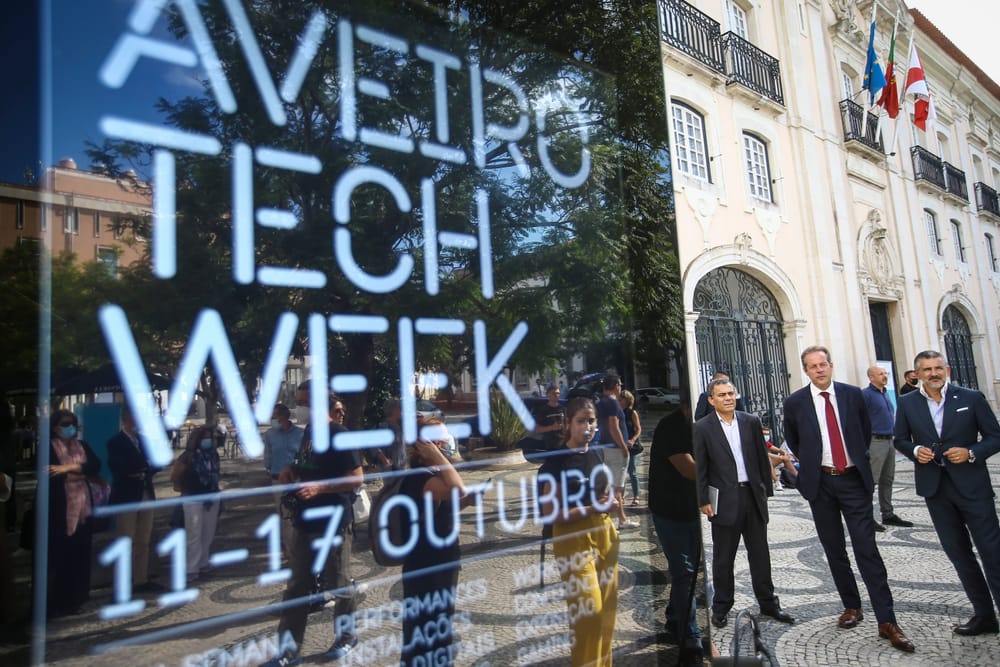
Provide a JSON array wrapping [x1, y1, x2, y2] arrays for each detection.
[[911, 145, 946, 190], [659, 0, 724, 74], [721, 32, 784, 105], [943, 162, 968, 202], [975, 182, 1000, 217], [659, 0, 783, 106], [838, 98, 883, 153]]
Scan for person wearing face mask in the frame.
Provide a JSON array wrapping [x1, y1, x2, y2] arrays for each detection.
[[170, 425, 222, 580], [539, 397, 620, 666], [263, 404, 303, 557], [47, 409, 102, 617]]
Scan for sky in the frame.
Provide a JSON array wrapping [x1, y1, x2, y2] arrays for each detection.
[[908, 0, 1000, 86]]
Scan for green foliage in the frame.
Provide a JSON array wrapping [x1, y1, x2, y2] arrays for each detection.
[[489, 390, 528, 451]]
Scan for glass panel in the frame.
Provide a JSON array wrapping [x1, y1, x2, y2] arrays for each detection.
[[17, 2, 697, 665]]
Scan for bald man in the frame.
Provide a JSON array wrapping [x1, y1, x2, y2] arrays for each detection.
[[861, 365, 913, 530]]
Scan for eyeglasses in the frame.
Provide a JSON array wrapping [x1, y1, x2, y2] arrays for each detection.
[[930, 443, 947, 467], [58, 422, 75, 428]]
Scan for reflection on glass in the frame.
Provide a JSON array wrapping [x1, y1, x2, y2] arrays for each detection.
[[6, 1, 696, 665]]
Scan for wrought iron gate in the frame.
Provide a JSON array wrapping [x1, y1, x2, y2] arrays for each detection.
[[942, 304, 978, 389], [694, 267, 790, 440]]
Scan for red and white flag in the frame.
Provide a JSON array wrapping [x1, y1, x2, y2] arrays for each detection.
[[904, 43, 936, 131]]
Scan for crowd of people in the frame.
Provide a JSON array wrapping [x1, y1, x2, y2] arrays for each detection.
[[3, 346, 1000, 666], [683, 345, 1000, 660]]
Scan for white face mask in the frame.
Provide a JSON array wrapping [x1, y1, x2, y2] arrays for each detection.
[[295, 406, 310, 424], [270, 419, 281, 429]]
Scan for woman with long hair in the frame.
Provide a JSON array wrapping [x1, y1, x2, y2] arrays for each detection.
[[538, 397, 620, 666], [170, 425, 221, 580], [618, 390, 642, 506], [399, 416, 466, 666], [47, 408, 101, 616]]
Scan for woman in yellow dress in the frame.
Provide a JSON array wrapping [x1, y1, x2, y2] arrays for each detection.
[[538, 397, 620, 666]]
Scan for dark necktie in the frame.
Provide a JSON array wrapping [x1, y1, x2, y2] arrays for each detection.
[[820, 391, 848, 471]]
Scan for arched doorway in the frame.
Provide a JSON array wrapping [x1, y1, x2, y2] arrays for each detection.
[[693, 267, 790, 438], [942, 304, 978, 389]]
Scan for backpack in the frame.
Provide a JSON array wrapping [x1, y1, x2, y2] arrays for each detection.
[[368, 472, 410, 566]]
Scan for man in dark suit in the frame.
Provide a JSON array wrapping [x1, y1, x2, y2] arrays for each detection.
[[894, 349, 1000, 636], [107, 406, 159, 591], [782, 346, 913, 652], [695, 378, 793, 628]]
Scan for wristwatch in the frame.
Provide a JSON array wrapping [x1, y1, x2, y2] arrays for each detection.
[[968, 449, 977, 464]]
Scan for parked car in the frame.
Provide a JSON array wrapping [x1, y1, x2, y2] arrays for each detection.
[[635, 387, 681, 406], [416, 399, 445, 420], [567, 372, 612, 400]]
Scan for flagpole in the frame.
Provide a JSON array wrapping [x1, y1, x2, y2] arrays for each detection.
[[883, 10, 901, 154]]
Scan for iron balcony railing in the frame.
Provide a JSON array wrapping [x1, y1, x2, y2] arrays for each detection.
[[943, 161, 968, 201], [659, 0, 725, 74], [911, 145, 946, 190], [838, 98, 884, 153], [659, 0, 783, 106], [975, 182, 1000, 217], [721, 31, 784, 105]]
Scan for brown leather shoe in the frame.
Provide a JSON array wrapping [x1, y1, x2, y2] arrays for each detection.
[[878, 622, 915, 652], [838, 608, 863, 629]]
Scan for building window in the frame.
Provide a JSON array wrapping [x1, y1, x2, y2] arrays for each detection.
[[950, 219, 966, 263], [93, 211, 101, 238], [670, 102, 710, 182], [724, 0, 749, 39], [925, 209, 941, 256], [841, 71, 855, 100], [18, 237, 42, 252], [63, 207, 79, 235], [15, 201, 24, 229], [743, 133, 772, 203], [96, 246, 119, 277], [986, 233, 998, 272]]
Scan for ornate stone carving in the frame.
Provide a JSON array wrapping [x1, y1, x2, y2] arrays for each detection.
[[734, 232, 753, 265], [857, 209, 903, 299], [682, 186, 718, 245], [753, 207, 783, 256]]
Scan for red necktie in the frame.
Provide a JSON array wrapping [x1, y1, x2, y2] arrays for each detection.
[[820, 391, 848, 471]]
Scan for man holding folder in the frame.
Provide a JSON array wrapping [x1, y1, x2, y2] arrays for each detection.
[[695, 378, 793, 628]]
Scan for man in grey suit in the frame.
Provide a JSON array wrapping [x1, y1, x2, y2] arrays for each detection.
[[695, 378, 793, 628], [894, 350, 1000, 636]]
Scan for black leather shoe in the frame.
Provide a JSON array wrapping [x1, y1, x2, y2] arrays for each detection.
[[760, 606, 795, 624], [882, 514, 914, 528], [954, 616, 1000, 636], [873, 522, 886, 532], [711, 611, 728, 628]]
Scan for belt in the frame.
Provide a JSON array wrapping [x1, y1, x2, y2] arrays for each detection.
[[872, 434, 893, 439], [737, 482, 750, 487], [820, 465, 857, 476]]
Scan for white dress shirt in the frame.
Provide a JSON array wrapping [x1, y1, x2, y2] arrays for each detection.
[[718, 413, 750, 483], [809, 383, 855, 468]]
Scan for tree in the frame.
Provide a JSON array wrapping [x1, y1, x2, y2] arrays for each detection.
[[79, 0, 684, 426]]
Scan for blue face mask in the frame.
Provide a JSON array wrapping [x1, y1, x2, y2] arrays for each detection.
[[60, 425, 77, 439], [200, 438, 214, 450]]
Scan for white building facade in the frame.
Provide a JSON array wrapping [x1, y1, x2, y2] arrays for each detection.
[[659, 0, 1000, 433]]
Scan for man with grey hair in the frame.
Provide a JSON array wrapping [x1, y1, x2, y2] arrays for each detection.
[[861, 365, 913, 531], [895, 350, 1000, 636], [783, 346, 913, 652]]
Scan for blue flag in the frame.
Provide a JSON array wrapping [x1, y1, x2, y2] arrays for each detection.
[[863, 21, 886, 106]]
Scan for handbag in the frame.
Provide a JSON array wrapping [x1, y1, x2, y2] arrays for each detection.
[[629, 441, 644, 456], [352, 486, 371, 524], [87, 476, 112, 532]]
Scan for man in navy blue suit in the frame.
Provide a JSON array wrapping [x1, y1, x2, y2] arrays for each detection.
[[894, 350, 1000, 636], [783, 346, 913, 652]]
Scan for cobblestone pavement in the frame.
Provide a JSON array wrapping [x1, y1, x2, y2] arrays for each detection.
[[4, 409, 1000, 666]]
